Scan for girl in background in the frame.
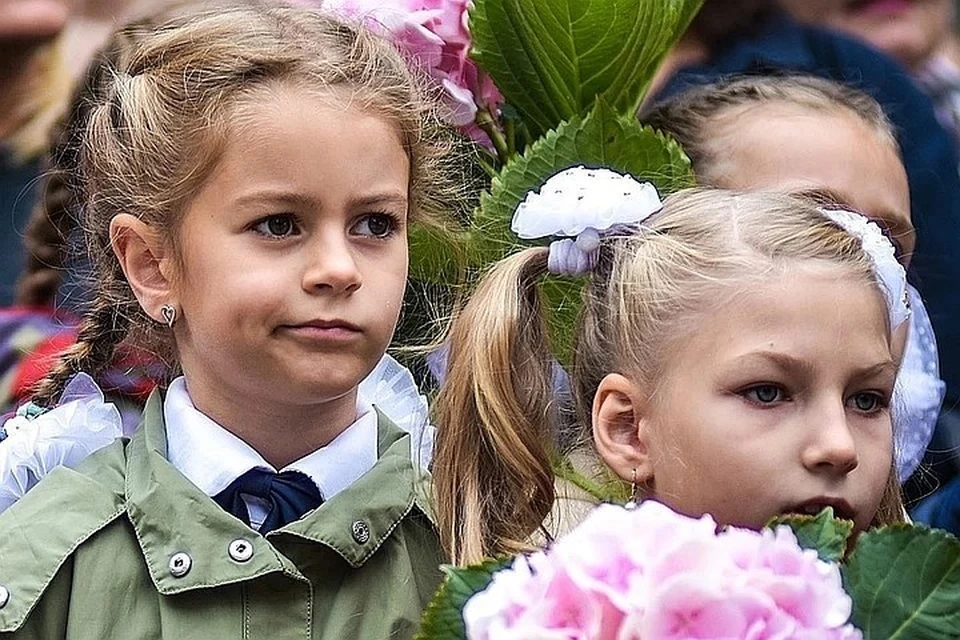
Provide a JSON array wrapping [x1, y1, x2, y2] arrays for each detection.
[[642, 74, 944, 489]]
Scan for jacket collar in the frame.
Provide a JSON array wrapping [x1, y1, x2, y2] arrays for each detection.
[[126, 390, 434, 595]]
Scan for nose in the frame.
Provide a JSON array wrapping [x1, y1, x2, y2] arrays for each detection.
[[302, 231, 362, 293], [802, 401, 859, 475]]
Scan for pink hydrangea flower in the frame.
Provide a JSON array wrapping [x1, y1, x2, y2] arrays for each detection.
[[313, 0, 502, 134], [463, 502, 862, 640]]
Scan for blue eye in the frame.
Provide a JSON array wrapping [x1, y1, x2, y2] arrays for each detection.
[[742, 384, 784, 405], [848, 392, 885, 414], [353, 213, 398, 238], [254, 215, 299, 238]]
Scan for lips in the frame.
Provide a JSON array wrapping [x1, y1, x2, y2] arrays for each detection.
[[786, 497, 856, 521], [295, 319, 362, 331], [279, 318, 363, 340]]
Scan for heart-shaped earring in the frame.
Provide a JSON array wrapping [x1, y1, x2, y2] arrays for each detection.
[[160, 304, 177, 328]]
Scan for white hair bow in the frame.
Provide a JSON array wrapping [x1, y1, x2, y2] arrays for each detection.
[[511, 166, 663, 275]]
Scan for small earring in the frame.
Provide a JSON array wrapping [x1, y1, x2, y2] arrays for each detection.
[[160, 304, 177, 328], [624, 468, 641, 510]]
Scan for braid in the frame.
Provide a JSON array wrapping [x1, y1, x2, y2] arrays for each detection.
[[30, 287, 133, 407], [15, 170, 75, 307]]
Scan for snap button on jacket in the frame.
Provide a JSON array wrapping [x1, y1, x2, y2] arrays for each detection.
[[0, 392, 444, 639]]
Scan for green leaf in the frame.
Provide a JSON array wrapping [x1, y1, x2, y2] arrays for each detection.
[[465, 100, 693, 360], [409, 222, 469, 285], [469, 0, 704, 137], [843, 524, 960, 639], [470, 99, 694, 268], [416, 559, 511, 640], [767, 507, 854, 563]]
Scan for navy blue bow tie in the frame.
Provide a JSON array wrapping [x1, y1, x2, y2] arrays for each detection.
[[213, 468, 323, 534]]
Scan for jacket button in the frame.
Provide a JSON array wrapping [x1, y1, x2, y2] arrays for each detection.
[[228, 538, 254, 563], [351, 520, 370, 544], [0, 585, 8, 609], [168, 552, 192, 578]]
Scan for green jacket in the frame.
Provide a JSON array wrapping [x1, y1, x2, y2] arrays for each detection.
[[0, 391, 444, 639]]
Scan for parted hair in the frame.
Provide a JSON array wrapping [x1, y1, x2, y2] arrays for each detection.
[[30, 0, 461, 406], [434, 188, 905, 566], [642, 74, 899, 187]]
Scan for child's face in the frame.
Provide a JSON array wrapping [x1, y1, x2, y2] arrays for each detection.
[[778, 0, 951, 70], [638, 263, 895, 532], [171, 86, 409, 412], [712, 103, 914, 267]]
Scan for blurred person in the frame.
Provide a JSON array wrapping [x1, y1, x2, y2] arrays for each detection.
[[777, 0, 960, 144]]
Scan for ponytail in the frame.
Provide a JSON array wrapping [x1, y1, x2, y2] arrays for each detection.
[[433, 247, 558, 565]]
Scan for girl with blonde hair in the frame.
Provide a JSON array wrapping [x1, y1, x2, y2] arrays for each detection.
[[0, 2, 461, 636], [435, 179, 907, 566]]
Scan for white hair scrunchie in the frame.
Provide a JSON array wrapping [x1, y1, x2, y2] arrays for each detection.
[[510, 166, 663, 275], [820, 208, 910, 330]]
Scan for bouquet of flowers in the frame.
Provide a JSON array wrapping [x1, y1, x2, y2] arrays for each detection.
[[417, 501, 960, 639]]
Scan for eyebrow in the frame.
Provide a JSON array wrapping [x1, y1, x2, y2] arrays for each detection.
[[231, 190, 409, 210], [733, 351, 897, 381], [351, 193, 409, 209]]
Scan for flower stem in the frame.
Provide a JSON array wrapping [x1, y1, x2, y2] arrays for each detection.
[[475, 108, 510, 165]]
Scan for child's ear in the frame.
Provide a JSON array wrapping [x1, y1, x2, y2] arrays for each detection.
[[592, 373, 655, 486], [109, 214, 176, 321]]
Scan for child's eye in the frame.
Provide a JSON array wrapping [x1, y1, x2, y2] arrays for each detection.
[[847, 392, 886, 414], [352, 213, 399, 239], [253, 214, 300, 239], [741, 384, 786, 405]]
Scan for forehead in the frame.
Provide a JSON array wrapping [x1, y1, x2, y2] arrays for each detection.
[[661, 261, 893, 379], [710, 102, 911, 235]]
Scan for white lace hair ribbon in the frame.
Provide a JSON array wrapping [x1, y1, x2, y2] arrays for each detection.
[[893, 285, 945, 481], [511, 166, 663, 275], [820, 209, 910, 329]]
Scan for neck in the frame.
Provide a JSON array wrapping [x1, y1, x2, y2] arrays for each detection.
[[184, 379, 361, 469]]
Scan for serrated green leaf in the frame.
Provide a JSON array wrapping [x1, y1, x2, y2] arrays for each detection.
[[767, 507, 854, 563], [464, 100, 693, 360], [843, 524, 960, 640], [469, 0, 704, 137], [416, 559, 511, 640]]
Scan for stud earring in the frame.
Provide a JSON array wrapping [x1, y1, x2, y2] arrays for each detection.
[[160, 304, 177, 328], [624, 468, 641, 510]]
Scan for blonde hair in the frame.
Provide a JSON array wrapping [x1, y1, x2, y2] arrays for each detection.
[[642, 74, 900, 187], [31, 0, 462, 405], [435, 188, 905, 565], [6, 41, 72, 162]]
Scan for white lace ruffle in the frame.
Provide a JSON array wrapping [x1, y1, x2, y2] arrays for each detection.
[[893, 285, 945, 481], [820, 209, 910, 329], [358, 354, 435, 471], [0, 373, 123, 513], [0, 356, 434, 514]]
